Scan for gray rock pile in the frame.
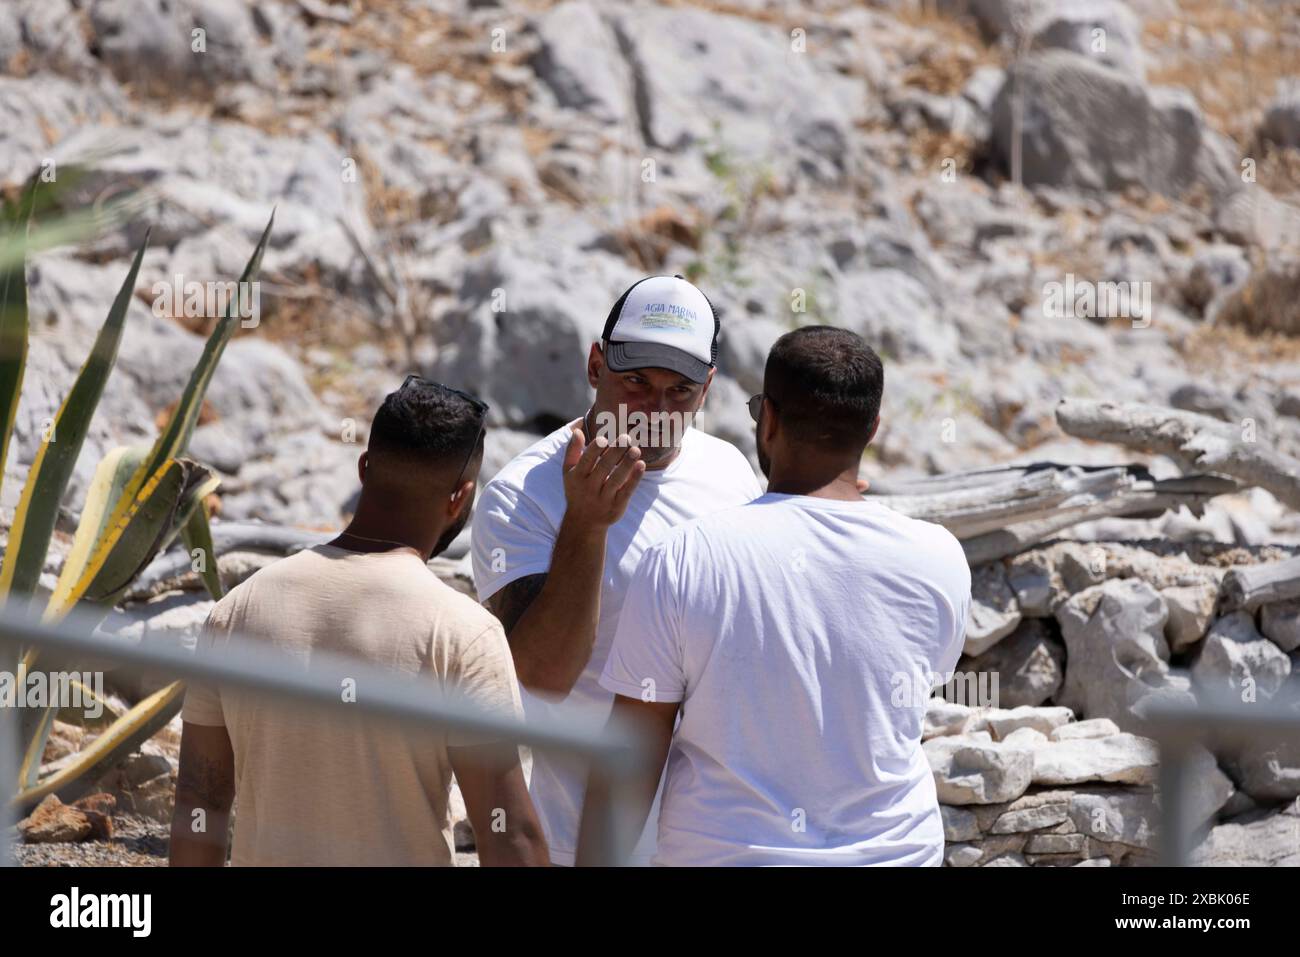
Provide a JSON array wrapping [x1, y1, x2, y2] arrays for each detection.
[[928, 537, 1300, 865]]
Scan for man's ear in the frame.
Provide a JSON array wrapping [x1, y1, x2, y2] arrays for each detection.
[[448, 478, 475, 520], [695, 367, 716, 408], [761, 396, 779, 445], [587, 341, 604, 388], [357, 451, 368, 484]]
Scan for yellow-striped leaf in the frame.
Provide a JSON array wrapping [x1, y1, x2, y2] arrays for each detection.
[[67, 212, 274, 603], [42, 445, 147, 626], [180, 497, 224, 601], [43, 458, 218, 624], [15, 680, 186, 810], [0, 180, 37, 513], [0, 232, 150, 599]]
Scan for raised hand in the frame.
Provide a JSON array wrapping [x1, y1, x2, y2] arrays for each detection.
[[561, 422, 646, 529]]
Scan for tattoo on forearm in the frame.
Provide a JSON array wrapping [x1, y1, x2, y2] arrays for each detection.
[[486, 574, 548, 636], [177, 754, 235, 811]]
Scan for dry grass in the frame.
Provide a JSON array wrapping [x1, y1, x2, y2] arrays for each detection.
[[1216, 264, 1300, 337], [1176, 317, 1300, 372], [894, 17, 997, 96], [909, 128, 978, 174], [613, 205, 704, 271], [1145, 0, 1300, 197]]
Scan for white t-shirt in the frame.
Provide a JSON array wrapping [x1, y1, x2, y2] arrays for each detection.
[[600, 492, 972, 866], [470, 420, 763, 865]]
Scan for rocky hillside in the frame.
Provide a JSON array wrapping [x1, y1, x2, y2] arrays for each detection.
[[6, 0, 1300, 866], [3, 0, 1299, 538]]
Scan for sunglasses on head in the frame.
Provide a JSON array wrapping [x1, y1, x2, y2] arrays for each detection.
[[401, 374, 489, 489]]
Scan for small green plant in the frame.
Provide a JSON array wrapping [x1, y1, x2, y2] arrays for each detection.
[[692, 126, 779, 295]]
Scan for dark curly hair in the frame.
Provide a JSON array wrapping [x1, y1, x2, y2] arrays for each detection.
[[367, 378, 485, 475]]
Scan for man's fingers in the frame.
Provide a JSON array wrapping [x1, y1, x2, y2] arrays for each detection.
[[609, 457, 647, 507], [576, 433, 612, 476], [564, 425, 587, 470], [602, 444, 643, 496], [583, 434, 637, 479]]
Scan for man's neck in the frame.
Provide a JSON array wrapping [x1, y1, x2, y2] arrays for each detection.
[[765, 470, 863, 500], [333, 503, 436, 559]]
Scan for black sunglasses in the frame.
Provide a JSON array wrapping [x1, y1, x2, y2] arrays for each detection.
[[747, 393, 776, 424], [401, 374, 489, 488]]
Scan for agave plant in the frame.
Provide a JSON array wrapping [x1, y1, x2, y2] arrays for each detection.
[[0, 171, 274, 811]]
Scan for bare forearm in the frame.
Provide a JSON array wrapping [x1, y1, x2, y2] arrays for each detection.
[[452, 744, 551, 866], [169, 798, 231, 866], [475, 817, 550, 866], [169, 726, 235, 867], [576, 698, 678, 867], [575, 763, 660, 867], [509, 518, 606, 695]]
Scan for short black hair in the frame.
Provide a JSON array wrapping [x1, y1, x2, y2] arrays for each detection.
[[763, 326, 884, 454], [368, 379, 484, 474]]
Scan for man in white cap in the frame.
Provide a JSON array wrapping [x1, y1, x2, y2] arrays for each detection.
[[576, 327, 972, 866], [470, 275, 763, 866]]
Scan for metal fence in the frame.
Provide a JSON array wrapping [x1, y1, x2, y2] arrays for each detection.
[[1143, 690, 1300, 866], [4, 603, 1300, 867], [0, 603, 654, 867]]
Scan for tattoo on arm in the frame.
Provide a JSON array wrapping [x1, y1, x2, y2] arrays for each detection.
[[485, 574, 548, 637], [177, 753, 235, 812]]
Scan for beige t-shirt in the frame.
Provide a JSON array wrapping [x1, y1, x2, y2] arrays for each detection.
[[181, 544, 524, 866]]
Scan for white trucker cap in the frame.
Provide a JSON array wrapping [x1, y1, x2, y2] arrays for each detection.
[[600, 275, 719, 383]]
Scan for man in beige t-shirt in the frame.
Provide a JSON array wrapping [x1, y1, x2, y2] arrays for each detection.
[[170, 377, 548, 866]]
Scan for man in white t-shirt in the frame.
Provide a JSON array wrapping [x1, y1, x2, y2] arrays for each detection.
[[576, 325, 973, 866], [470, 275, 764, 866]]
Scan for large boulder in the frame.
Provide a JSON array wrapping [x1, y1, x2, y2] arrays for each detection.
[[1260, 79, 1300, 149], [528, 1, 630, 126], [1191, 611, 1292, 702], [990, 50, 1238, 201], [1055, 578, 1170, 731], [1030, 732, 1161, 787], [428, 246, 641, 429], [949, 0, 1145, 76], [605, 4, 856, 182], [1222, 737, 1300, 803], [962, 562, 1023, 656], [837, 268, 958, 365], [87, 0, 276, 91], [925, 734, 1036, 805], [1027, 1, 1146, 78], [959, 617, 1064, 707], [1192, 799, 1300, 866]]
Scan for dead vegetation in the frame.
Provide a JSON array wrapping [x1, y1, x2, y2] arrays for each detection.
[[1216, 264, 1300, 338], [1145, 0, 1300, 198]]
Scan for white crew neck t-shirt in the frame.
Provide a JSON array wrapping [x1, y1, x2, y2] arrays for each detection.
[[471, 420, 763, 865], [600, 492, 972, 866]]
